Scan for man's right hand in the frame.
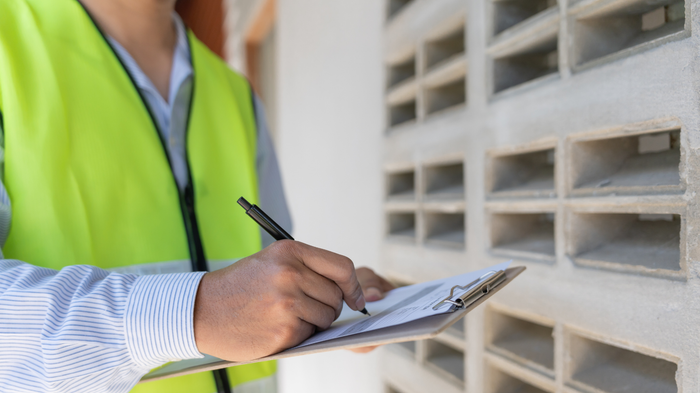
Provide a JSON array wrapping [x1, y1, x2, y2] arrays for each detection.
[[192, 240, 367, 361]]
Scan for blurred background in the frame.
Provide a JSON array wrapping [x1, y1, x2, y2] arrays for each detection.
[[177, 0, 698, 392]]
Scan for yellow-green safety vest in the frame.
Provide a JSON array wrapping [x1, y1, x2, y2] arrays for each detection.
[[0, 0, 275, 391]]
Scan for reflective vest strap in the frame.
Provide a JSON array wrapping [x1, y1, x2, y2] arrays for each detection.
[[226, 361, 277, 388], [131, 371, 216, 393], [108, 259, 241, 275]]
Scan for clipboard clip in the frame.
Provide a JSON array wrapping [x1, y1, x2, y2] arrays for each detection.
[[432, 270, 507, 312]]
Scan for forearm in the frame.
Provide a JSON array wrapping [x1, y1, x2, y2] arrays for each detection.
[[0, 260, 205, 393]]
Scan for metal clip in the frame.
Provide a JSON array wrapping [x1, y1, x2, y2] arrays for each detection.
[[432, 270, 506, 312]]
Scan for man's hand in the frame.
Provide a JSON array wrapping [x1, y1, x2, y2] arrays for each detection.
[[193, 240, 366, 361], [350, 267, 396, 354], [356, 267, 395, 301]]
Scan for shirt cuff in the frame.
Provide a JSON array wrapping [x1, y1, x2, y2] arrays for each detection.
[[124, 271, 206, 369]]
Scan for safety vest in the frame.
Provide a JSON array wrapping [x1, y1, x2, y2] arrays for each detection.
[[0, 0, 275, 391]]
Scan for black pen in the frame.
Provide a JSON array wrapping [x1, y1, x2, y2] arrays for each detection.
[[238, 197, 370, 317]]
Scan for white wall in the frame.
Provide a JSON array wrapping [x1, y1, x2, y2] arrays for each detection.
[[274, 1, 385, 393]]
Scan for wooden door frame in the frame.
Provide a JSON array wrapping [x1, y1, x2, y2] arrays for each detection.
[[245, 0, 276, 94]]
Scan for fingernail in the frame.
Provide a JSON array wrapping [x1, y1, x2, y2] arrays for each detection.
[[365, 287, 383, 302]]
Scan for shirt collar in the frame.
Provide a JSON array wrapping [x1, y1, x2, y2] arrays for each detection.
[[106, 12, 193, 107], [168, 13, 193, 106]]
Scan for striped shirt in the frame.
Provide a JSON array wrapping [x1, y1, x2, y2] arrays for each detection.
[[0, 13, 289, 393]]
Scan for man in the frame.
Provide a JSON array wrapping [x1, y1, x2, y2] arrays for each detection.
[[0, 0, 394, 392]]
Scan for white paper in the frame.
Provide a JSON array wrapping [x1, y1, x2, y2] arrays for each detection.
[[294, 261, 511, 348]]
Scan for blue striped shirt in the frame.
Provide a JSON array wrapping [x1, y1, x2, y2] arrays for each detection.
[[0, 261, 204, 392], [0, 13, 290, 393]]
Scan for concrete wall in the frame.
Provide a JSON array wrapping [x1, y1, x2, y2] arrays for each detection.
[[381, 0, 699, 392], [227, 0, 700, 392]]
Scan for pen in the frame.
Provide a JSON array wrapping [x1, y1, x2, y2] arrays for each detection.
[[238, 197, 370, 317]]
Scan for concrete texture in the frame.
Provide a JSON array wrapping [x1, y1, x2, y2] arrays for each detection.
[[380, 0, 700, 392], [224, 0, 700, 392]]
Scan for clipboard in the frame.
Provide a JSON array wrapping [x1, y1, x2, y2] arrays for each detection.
[[140, 266, 525, 383]]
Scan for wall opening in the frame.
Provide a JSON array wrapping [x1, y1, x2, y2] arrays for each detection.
[[491, 212, 555, 258], [391, 340, 417, 356], [568, 212, 681, 272], [493, 37, 558, 93], [387, 212, 417, 241], [387, 169, 416, 201], [426, 27, 466, 71], [489, 148, 555, 198], [387, 0, 414, 20], [426, 78, 467, 115], [424, 212, 465, 249], [425, 339, 465, 385], [424, 162, 465, 201], [389, 100, 417, 127], [570, 129, 681, 196], [492, 0, 557, 35], [387, 56, 416, 89], [573, 0, 685, 66], [487, 309, 555, 374], [567, 334, 677, 393]]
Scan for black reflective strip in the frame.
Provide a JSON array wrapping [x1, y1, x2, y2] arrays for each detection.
[[183, 28, 231, 393], [247, 77, 258, 132], [213, 367, 231, 393], [75, 2, 226, 392], [181, 31, 208, 273], [74, 1, 209, 274]]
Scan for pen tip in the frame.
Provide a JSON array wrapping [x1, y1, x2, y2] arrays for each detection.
[[361, 308, 371, 317]]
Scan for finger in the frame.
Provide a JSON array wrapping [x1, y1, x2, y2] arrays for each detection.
[[349, 345, 379, 354], [288, 241, 366, 312], [283, 318, 316, 350], [295, 293, 338, 331], [356, 267, 396, 301], [299, 267, 344, 319], [356, 267, 383, 289]]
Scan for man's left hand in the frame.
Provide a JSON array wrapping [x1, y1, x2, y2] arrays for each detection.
[[349, 267, 396, 354]]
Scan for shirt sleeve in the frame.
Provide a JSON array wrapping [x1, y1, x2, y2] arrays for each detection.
[[0, 261, 205, 393], [0, 121, 205, 392], [253, 93, 293, 248]]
